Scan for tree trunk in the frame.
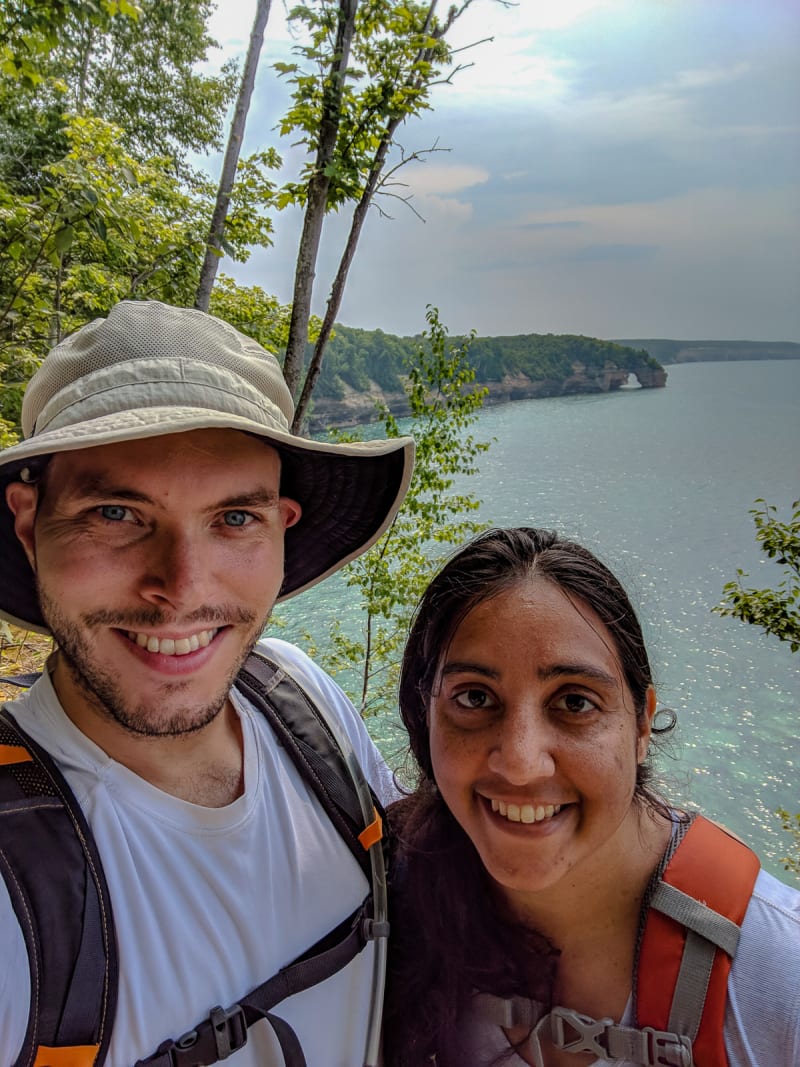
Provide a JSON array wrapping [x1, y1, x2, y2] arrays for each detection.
[[194, 0, 273, 312], [292, 122, 396, 432], [281, 0, 359, 401], [291, 0, 442, 430]]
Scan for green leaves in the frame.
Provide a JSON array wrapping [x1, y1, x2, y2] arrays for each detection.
[[714, 499, 800, 653], [308, 306, 490, 717], [0, 111, 283, 436], [776, 809, 800, 876]]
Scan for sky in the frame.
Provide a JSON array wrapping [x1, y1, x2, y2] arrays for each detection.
[[202, 0, 800, 343]]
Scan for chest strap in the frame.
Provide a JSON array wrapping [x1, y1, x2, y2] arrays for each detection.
[[473, 997, 693, 1067], [134, 904, 389, 1067], [472, 815, 759, 1067]]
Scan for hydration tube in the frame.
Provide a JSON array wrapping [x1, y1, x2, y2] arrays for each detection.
[[309, 698, 389, 1067]]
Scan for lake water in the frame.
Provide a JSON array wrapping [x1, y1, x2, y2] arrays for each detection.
[[279, 360, 800, 880]]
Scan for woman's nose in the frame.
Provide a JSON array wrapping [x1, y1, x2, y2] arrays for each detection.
[[487, 704, 557, 785]]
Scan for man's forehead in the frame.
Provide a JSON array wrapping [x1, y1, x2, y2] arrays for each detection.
[[44, 431, 284, 501], [50, 429, 283, 469]]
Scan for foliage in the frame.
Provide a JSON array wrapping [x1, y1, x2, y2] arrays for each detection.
[[714, 501, 800, 878], [776, 809, 800, 877], [1, 1, 141, 88], [0, 114, 280, 437], [466, 333, 659, 380], [310, 306, 490, 716], [208, 275, 322, 357], [714, 499, 800, 652], [276, 0, 451, 212], [1, 0, 236, 164], [0, 623, 53, 703], [306, 324, 663, 399], [277, 0, 496, 419]]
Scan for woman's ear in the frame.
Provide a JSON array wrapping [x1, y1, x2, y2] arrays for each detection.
[[5, 482, 39, 571], [637, 686, 657, 763]]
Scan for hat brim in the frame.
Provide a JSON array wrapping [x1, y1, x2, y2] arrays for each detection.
[[0, 408, 414, 634]]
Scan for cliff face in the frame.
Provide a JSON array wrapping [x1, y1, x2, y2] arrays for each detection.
[[306, 361, 667, 432]]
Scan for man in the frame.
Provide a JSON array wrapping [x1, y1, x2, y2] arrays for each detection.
[[0, 300, 414, 1066]]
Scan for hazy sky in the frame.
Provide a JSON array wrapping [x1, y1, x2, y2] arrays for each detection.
[[203, 0, 800, 342]]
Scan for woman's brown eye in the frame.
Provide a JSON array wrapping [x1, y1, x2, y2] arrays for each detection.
[[560, 694, 596, 714], [455, 689, 489, 708]]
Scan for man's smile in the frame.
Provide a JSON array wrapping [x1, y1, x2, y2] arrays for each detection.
[[124, 628, 220, 656]]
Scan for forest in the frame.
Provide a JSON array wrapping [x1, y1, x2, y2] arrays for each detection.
[[311, 324, 662, 398]]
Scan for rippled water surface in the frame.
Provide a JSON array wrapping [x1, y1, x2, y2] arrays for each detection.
[[279, 360, 800, 879]]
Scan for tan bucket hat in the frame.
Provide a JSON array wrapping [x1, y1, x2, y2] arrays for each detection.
[[0, 300, 414, 634]]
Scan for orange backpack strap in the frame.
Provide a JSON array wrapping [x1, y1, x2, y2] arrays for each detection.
[[636, 815, 760, 1067]]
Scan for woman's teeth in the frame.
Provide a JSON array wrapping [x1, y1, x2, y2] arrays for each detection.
[[490, 799, 562, 824], [128, 629, 217, 655]]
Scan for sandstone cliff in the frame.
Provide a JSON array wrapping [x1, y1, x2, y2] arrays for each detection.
[[306, 361, 667, 433]]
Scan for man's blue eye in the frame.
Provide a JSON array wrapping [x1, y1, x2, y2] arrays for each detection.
[[224, 511, 250, 527], [100, 505, 128, 522]]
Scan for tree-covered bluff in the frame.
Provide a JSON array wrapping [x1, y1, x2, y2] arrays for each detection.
[[305, 325, 666, 430]]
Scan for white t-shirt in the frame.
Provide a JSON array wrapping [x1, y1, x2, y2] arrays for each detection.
[[0, 639, 397, 1067], [460, 868, 800, 1066]]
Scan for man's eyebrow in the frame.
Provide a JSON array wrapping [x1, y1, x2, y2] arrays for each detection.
[[69, 475, 154, 504], [67, 478, 281, 510], [215, 489, 281, 509]]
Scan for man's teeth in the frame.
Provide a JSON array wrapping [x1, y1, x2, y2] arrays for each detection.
[[490, 799, 562, 824], [128, 629, 216, 655]]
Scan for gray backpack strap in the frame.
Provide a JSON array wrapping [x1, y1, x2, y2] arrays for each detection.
[[648, 881, 742, 1040], [471, 996, 693, 1067]]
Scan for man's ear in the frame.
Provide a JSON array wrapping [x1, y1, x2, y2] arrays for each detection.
[[280, 497, 302, 530], [5, 482, 39, 570]]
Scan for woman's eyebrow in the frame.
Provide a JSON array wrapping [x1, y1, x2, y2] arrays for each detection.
[[440, 661, 500, 679], [538, 663, 619, 687]]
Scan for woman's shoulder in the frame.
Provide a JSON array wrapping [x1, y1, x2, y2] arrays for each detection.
[[739, 868, 800, 955], [748, 867, 800, 913], [724, 869, 800, 1066]]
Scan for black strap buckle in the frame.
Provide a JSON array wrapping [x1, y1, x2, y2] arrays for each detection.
[[209, 1004, 248, 1059]]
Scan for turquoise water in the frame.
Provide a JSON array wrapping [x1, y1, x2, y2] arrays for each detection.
[[279, 360, 800, 879]]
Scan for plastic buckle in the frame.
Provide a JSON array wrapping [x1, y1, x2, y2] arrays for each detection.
[[550, 1007, 613, 1058], [642, 1027, 694, 1067], [361, 916, 391, 941], [209, 1004, 248, 1059]]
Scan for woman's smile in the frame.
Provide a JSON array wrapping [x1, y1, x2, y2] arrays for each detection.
[[429, 575, 654, 902]]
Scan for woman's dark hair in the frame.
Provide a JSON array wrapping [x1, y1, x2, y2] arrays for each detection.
[[383, 527, 673, 1067]]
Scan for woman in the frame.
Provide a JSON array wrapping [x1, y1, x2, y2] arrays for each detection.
[[383, 528, 800, 1067]]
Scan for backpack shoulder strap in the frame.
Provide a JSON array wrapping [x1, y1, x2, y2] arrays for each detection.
[[235, 649, 386, 879], [636, 814, 760, 1066], [0, 706, 117, 1067], [1, 651, 387, 1067], [134, 649, 389, 1067]]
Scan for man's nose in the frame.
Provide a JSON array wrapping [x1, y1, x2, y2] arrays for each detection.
[[137, 527, 210, 611], [487, 703, 557, 786]]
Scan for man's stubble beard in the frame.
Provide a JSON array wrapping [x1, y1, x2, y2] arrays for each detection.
[[38, 586, 270, 738]]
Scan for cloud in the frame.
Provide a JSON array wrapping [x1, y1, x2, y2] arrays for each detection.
[[401, 163, 490, 197], [519, 220, 587, 232], [566, 243, 658, 263], [203, 0, 799, 344]]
